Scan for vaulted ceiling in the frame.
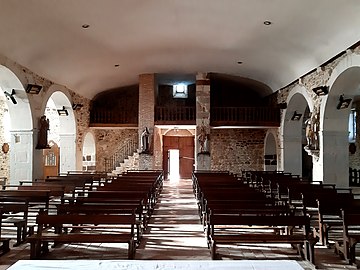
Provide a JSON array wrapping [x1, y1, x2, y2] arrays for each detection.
[[1, 0, 360, 99]]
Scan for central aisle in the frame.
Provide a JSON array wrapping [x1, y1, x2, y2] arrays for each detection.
[[136, 178, 210, 259]]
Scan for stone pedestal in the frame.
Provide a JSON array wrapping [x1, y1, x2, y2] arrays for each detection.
[[138, 153, 153, 170], [197, 152, 211, 171]]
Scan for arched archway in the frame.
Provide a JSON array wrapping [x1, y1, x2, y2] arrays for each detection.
[[320, 66, 360, 187], [83, 132, 96, 171], [44, 91, 76, 174], [0, 65, 33, 184], [264, 131, 277, 171], [282, 88, 311, 176]]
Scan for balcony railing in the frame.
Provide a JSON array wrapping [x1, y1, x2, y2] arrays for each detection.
[[155, 106, 196, 124], [90, 109, 138, 126], [211, 107, 280, 127]]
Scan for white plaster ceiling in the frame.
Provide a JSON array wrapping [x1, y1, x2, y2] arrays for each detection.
[[0, 0, 360, 99]]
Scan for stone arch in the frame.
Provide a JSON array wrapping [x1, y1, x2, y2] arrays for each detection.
[[319, 58, 360, 187], [281, 86, 311, 176], [0, 65, 34, 184], [264, 131, 277, 171], [44, 86, 77, 174], [82, 132, 96, 171]]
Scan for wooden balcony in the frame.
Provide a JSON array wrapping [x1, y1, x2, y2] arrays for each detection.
[[211, 107, 280, 127], [90, 109, 138, 127], [155, 106, 196, 125]]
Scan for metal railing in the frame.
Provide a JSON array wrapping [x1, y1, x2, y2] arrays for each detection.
[[104, 137, 138, 172]]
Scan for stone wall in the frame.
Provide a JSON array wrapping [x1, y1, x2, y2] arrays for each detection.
[[211, 129, 266, 174], [94, 129, 138, 172], [0, 98, 10, 182]]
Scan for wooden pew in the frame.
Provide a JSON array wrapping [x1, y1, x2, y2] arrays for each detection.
[[27, 211, 137, 259], [314, 191, 354, 246], [0, 207, 11, 256], [0, 201, 30, 246], [0, 190, 50, 210], [208, 211, 318, 264], [335, 209, 360, 266], [74, 197, 147, 229], [56, 204, 142, 244]]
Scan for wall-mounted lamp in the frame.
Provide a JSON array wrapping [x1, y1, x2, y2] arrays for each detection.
[[291, 111, 302, 121], [337, 95, 352, 110], [26, 84, 42, 94], [312, 86, 329, 96], [4, 90, 17, 104], [72, 103, 84, 110], [57, 106, 69, 116], [278, 102, 287, 109]]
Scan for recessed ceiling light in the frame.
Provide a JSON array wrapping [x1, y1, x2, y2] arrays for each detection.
[[264, 21, 272, 26], [82, 24, 90, 29]]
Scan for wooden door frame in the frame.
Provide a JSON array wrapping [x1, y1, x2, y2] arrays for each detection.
[[162, 135, 194, 180]]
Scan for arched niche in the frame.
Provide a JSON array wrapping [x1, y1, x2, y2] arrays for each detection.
[[264, 132, 277, 171], [0, 65, 33, 184], [82, 132, 96, 171], [282, 87, 311, 176], [44, 90, 76, 174], [320, 66, 360, 187]]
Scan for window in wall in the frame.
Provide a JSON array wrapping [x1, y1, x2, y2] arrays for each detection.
[[349, 108, 356, 142], [173, 84, 188, 98]]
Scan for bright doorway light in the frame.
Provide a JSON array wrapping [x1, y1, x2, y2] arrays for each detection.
[[168, 149, 180, 182]]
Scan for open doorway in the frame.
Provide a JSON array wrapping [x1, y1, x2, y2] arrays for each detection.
[[163, 135, 194, 180], [168, 149, 180, 182]]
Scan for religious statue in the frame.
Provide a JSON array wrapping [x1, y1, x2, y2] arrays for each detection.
[[198, 125, 210, 153], [36, 115, 50, 149], [305, 111, 319, 150], [140, 127, 150, 153]]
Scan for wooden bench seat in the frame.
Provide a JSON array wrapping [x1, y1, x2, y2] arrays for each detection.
[[27, 212, 136, 259], [208, 213, 318, 264], [0, 208, 11, 256], [56, 204, 143, 244], [0, 201, 31, 246], [335, 209, 360, 266]]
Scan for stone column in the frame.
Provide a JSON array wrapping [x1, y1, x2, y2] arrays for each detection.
[[196, 72, 211, 170], [138, 74, 155, 170], [10, 130, 37, 185]]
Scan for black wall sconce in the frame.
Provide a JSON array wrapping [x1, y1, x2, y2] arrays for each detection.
[[26, 84, 42, 94], [337, 95, 352, 110], [72, 103, 84, 110], [312, 86, 329, 96], [278, 102, 287, 109], [57, 106, 69, 116], [291, 111, 302, 121], [4, 90, 17, 104]]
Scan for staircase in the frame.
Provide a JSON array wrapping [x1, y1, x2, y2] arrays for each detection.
[[111, 152, 139, 175], [104, 137, 138, 174]]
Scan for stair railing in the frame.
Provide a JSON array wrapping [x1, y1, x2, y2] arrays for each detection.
[[104, 137, 138, 172]]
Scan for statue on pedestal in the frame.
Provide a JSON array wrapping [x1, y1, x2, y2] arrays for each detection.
[[140, 127, 150, 154], [36, 115, 50, 149], [198, 125, 210, 154]]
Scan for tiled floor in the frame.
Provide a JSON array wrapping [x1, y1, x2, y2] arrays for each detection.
[[0, 178, 358, 270]]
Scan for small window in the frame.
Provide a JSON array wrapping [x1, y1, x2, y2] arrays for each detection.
[[173, 84, 188, 98], [349, 108, 356, 142]]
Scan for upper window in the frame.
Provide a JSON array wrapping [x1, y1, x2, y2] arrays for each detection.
[[173, 84, 188, 99], [349, 108, 356, 142]]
